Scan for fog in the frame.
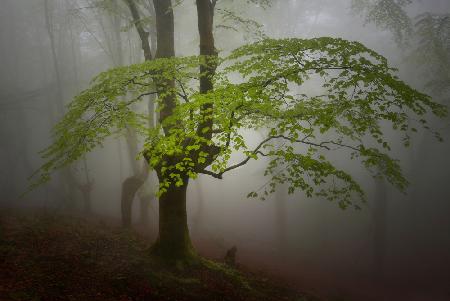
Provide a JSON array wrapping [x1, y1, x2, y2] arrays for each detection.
[[1, 1, 449, 300]]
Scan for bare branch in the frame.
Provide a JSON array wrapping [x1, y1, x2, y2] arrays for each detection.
[[175, 78, 190, 103]]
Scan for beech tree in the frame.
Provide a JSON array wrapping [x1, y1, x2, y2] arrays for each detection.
[[30, 0, 446, 264]]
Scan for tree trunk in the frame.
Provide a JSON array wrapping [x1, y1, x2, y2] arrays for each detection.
[[119, 0, 156, 227], [275, 184, 288, 253], [44, 0, 76, 206], [121, 176, 145, 227], [139, 194, 152, 226], [150, 180, 196, 262], [192, 179, 204, 236], [146, 0, 197, 264], [371, 178, 388, 283]]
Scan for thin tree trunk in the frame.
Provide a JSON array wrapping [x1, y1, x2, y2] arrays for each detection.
[[121, 176, 145, 227], [44, 0, 64, 114], [119, 0, 155, 226], [81, 156, 93, 214], [372, 178, 388, 283], [124, 0, 153, 61], [275, 185, 287, 253], [44, 0, 77, 208], [273, 139, 288, 253], [69, 13, 94, 213]]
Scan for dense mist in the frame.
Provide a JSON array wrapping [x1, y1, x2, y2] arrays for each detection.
[[1, 1, 449, 300]]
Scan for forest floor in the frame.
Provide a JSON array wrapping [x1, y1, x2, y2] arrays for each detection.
[[0, 208, 322, 301]]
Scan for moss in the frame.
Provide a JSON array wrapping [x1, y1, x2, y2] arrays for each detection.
[[200, 258, 252, 290], [149, 239, 200, 269]]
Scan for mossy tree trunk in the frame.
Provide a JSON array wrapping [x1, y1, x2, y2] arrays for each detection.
[[123, 0, 218, 263], [150, 180, 196, 262], [148, 0, 192, 262], [148, 0, 218, 263]]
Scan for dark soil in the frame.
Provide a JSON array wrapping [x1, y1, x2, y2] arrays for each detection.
[[0, 208, 320, 301]]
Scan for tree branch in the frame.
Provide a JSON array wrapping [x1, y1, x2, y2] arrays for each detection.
[[198, 133, 363, 180]]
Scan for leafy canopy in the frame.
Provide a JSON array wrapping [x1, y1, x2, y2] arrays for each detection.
[[30, 37, 446, 209]]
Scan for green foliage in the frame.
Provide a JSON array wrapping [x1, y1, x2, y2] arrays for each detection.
[[218, 37, 446, 207], [30, 37, 446, 209], [215, 7, 267, 41], [213, 0, 270, 42], [29, 56, 201, 191]]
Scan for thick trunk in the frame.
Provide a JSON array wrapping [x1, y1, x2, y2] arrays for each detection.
[[148, 0, 197, 263], [150, 181, 196, 262], [196, 0, 217, 140], [153, 0, 176, 129]]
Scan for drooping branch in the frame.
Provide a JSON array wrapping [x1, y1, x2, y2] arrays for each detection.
[[198, 131, 367, 180]]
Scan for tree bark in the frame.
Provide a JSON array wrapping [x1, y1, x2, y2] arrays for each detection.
[[150, 181, 195, 262], [196, 0, 217, 140], [153, 0, 176, 129], [148, 0, 198, 263], [147, 0, 218, 263], [192, 179, 205, 236]]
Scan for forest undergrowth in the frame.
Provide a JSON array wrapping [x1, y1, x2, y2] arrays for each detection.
[[0, 208, 323, 301]]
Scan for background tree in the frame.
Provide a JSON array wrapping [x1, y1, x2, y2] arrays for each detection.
[[352, 0, 450, 281]]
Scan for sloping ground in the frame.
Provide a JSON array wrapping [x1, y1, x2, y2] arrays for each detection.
[[0, 209, 320, 301]]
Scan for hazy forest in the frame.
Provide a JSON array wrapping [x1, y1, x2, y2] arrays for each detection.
[[1, 0, 449, 300]]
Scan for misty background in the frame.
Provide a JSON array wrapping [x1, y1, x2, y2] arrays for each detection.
[[1, 0, 449, 300]]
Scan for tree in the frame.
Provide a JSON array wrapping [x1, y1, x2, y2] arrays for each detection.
[[44, 0, 97, 211], [30, 0, 446, 264], [117, 0, 156, 227], [75, 0, 157, 225]]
